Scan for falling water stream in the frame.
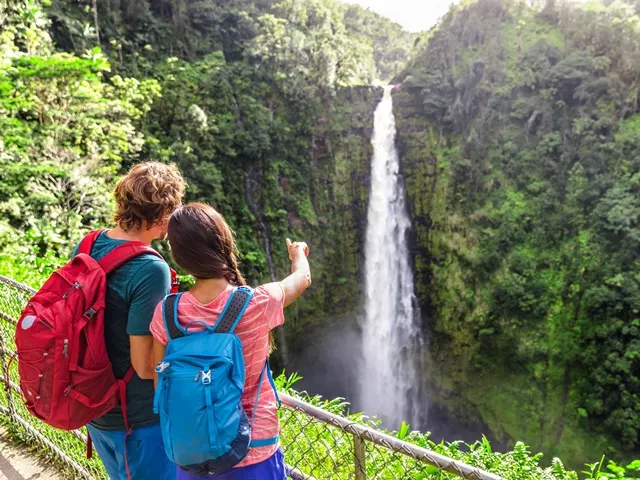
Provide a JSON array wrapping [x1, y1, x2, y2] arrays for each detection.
[[360, 86, 424, 428]]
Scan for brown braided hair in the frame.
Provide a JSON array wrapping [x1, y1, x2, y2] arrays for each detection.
[[168, 203, 276, 352], [167, 203, 245, 284]]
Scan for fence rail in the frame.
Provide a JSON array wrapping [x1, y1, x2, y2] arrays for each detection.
[[0, 275, 504, 480]]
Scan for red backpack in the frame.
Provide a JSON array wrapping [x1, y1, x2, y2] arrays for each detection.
[[14, 230, 178, 433]]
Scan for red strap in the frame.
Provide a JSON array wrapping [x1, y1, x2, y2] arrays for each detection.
[[98, 242, 179, 293], [79, 231, 178, 292], [77, 230, 106, 256], [98, 243, 163, 275], [118, 367, 135, 433], [119, 367, 135, 480], [84, 367, 134, 468], [122, 366, 135, 388], [170, 268, 179, 294], [123, 434, 132, 480], [68, 382, 119, 408], [86, 432, 93, 459]]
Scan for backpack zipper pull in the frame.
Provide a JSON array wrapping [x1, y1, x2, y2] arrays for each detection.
[[194, 371, 201, 382], [155, 362, 170, 374], [63, 339, 69, 358], [155, 362, 170, 373], [63, 282, 83, 299]]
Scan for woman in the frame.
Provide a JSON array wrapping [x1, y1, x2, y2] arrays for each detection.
[[149, 203, 311, 480]]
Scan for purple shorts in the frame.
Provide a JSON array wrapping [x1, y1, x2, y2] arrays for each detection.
[[176, 449, 286, 480]]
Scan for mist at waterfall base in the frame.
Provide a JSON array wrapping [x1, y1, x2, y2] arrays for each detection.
[[288, 87, 500, 447], [289, 315, 497, 446]]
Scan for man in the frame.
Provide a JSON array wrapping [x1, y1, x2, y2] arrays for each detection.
[[77, 161, 186, 479]]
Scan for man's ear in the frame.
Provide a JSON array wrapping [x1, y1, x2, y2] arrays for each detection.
[[155, 217, 171, 241]]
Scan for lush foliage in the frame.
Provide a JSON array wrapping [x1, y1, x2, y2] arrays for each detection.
[[278, 374, 640, 480], [1, 0, 407, 331], [0, 0, 160, 279], [395, 0, 640, 467]]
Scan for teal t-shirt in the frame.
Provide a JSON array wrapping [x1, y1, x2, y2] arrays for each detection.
[[74, 231, 170, 430]]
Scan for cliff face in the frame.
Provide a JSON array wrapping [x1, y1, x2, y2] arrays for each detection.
[[391, 0, 640, 467], [282, 86, 382, 403], [392, 81, 601, 470], [284, 86, 383, 337]]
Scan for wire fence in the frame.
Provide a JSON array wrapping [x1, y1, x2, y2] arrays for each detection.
[[0, 275, 504, 480]]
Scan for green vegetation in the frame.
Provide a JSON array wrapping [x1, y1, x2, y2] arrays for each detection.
[[0, 0, 162, 286], [1, 0, 397, 337], [280, 375, 640, 480], [1, 0, 640, 477], [394, 0, 640, 468]]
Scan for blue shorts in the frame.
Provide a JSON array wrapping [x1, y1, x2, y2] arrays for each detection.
[[87, 423, 175, 480], [175, 449, 286, 480]]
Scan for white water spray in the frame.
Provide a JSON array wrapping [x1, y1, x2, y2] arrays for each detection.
[[360, 86, 424, 428]]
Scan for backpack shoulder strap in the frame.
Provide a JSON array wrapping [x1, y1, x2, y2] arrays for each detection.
[[77, 229, 106, 256], [98, 243, 179, 293], [98, 243, 162, 275], [162, 293, 185, 341], [213, 286, 254, 334]]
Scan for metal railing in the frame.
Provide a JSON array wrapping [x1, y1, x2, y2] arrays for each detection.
[[0, 275, 504, 480]]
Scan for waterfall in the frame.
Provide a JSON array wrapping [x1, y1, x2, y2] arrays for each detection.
[[360, 86, 423, 428]]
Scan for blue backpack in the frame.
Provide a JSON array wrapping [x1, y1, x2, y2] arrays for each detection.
[[153, 287, 280, 476]]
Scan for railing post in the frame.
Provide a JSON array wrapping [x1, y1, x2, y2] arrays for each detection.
[[354, 434, 366, 480]]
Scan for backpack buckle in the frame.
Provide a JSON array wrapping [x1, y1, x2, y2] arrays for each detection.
[[155, 362, 170, 374], [84, 307, 97, 320], [200, 370, 211, 385]]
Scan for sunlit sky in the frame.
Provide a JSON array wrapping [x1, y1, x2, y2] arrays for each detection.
[[339, 0, 458, 32]]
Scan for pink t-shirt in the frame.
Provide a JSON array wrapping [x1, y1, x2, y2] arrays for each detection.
[[150, 283, 285, 467]]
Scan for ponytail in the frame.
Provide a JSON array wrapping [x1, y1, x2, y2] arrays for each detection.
[[225, 255, 246, 287]]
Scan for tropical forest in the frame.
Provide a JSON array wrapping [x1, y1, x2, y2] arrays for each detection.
[[1, 0, 640, 478]]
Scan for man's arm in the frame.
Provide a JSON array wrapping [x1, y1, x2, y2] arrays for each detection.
[[127, 258, 171, 380], [130, 336, 155, 380], [152, 340, 167, 388]]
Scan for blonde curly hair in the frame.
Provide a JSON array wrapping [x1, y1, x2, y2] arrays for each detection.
[[113, 162, 186, 231]]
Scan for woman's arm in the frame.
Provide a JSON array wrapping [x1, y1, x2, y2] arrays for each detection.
[[152, 340, 167, 388], [281, 238, 311, 308]]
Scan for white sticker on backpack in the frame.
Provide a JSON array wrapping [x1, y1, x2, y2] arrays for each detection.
[[21, 315, 36, 330]]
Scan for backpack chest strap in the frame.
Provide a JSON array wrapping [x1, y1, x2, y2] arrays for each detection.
[[249, 436, 279, 448]]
